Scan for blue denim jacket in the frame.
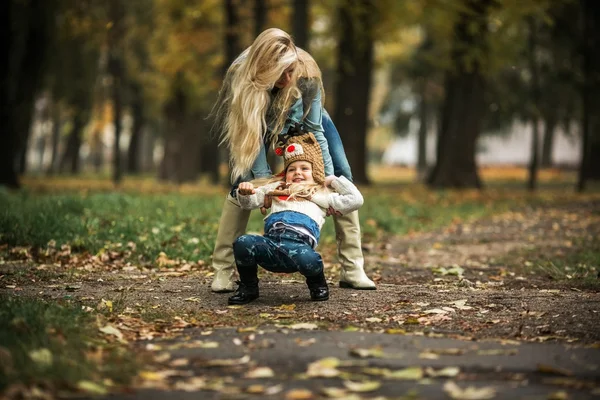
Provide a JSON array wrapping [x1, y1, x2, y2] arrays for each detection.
[[264, 211, 321, 244], [248, 80, 334, 179]]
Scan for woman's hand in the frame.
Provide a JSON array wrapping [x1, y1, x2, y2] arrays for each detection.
[[324, 175, 337, 187], [238, 182, 256, 196]]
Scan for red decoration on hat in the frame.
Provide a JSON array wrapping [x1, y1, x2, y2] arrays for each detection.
[[275, 147, 283, 156], [287, 145, 295, 153]]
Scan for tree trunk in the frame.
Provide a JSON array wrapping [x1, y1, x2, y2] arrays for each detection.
[[527, 17, 541, 191], [127, 83, 144, 174], [427, 0, 491, 189], [333, 0, 375, 185], [540, 115, 557, 168], [60, 111, 86, 174], [47, 100, 61, 175], [0, 0, 54, 188], [109, 0, 124, 185], [416, 79, 428, 181], [578, 0, 600, 190], [293, 0, 309, 50]]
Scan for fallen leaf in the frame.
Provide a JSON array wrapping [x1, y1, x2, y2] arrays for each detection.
[[425, 366, 460, 378], [99, 325, 124, 342], [245, 367, 275, 378], [349, 347, 385, 359], [386, 367, 423, 380], [77, 380, 107, 395], [536, 363, 573, 376], [285, 388, 314, 399], [365, 317, 382, 323], [173, 377, 206, 392], [443, 381, 496, 400], [307, 357, 340, 378], [343, 380, 381, 392], [289, 323, 318, 330], [206, 355, 250, 367], [29, 348, 52, 367]]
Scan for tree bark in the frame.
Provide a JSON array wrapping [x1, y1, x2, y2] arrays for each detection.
[[333, 0, 375, 185], [109, 0, 124, 185], [60, 111, 86, 174], [578, 0, 600, 190], [293, 0, 309, 50], [527, 17, 541, 191], [427, 0, 492, 189], [417, 79, 428, 181], [0, 0, 54, 188], [127, 83, 144, 174], [540, 115, 557, 168], [47, 100, 61, 175]]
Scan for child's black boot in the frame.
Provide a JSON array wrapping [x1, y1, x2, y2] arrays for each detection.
[[228, 266, 259, 305], [306, 272, 329, 301]]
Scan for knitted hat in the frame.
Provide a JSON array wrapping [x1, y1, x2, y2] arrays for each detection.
[[275, 132, 325, 184]]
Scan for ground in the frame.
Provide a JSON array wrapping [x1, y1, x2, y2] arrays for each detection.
[[2, 198, 599, 399]]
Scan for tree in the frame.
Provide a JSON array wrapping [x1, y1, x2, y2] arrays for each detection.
[[578, 0, 600, 191], [527, 17, 541, 191], [0, 0, 56, 188], [333, 0, 376, 185], [427, 0, 494, 189]]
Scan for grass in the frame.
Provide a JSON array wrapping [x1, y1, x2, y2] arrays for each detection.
[[2, 170, 598, 265], [0, 295, 138, 394]]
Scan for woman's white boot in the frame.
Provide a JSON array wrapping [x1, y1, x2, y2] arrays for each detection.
[[210, 194, 251, 293], [333, 210, 376, 289]]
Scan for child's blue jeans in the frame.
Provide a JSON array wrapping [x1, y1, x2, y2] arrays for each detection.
[[233, 227, 323, 278]]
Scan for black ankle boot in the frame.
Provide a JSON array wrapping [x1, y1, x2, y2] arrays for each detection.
[[306, 272, 329, 301], [228, 279, 259, 305]]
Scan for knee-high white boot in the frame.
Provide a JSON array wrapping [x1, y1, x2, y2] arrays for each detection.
[[333, 210, 376, 290], [210, 194, 251, 292]]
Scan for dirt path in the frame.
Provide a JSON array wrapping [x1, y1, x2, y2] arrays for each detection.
[[2, 199, 598, 345]]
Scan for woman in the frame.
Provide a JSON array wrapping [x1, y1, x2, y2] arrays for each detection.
[[210, 28, 375, 292]]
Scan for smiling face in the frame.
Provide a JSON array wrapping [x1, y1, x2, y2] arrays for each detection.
[[285, 161, 315, 184], [274, 64, 296, 89]]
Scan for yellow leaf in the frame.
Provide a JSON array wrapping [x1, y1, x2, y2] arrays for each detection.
[[285, 388, 314, 399], [245, 367, 275, 378], [77, 380, 107, 395], [29, 348, 53, 367], [386, 367, 423, 380], [343, 380, 381, 392]]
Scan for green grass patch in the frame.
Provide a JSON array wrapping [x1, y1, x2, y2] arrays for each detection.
[[0, 295, 138, 393], [535, 242, 600, 287], [1, 182, 597, 265]]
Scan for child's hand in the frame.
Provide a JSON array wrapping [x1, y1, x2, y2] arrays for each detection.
[[326, 206, 342, 217], [324, 175, 337, 187], [238, 182, 255, 195]]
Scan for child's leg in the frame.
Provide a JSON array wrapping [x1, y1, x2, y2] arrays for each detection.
[[228, 234, 263, 305]]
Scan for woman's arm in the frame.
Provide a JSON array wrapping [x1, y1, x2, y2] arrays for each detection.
[[302, 84, 334, 176]]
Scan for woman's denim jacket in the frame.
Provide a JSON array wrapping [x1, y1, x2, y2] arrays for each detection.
[[242, 79, 334, 183]]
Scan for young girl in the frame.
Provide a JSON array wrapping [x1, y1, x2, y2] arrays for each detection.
[[210, 27, 375, 293], [228, 133, 364, 305]]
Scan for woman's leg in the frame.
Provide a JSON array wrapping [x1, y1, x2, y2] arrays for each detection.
[[322, 112, 376, 290], [322, 110, 353, 180], [211, 145, 271, 293], [211, 193, 251, 292]]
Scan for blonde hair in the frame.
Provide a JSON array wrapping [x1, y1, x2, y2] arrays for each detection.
[[252, 175, 330, 202], [211, 28, 325, 182]]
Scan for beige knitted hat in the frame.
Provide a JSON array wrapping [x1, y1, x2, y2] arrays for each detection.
[[276, 132, 325, 184]]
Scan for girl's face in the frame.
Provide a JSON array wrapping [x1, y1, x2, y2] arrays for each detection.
[[274, 65, 295, 89], [285, 161, 314, 184]]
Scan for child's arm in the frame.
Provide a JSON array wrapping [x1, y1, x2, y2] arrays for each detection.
[[312, 176, 363, 215], [237, 181, 281, 210]]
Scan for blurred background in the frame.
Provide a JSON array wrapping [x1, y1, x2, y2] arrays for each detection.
[[2, 0, 599, 191]]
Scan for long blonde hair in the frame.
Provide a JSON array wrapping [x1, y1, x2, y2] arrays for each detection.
[[211, 28, 325, 182], [252, 175, 330, 202]]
